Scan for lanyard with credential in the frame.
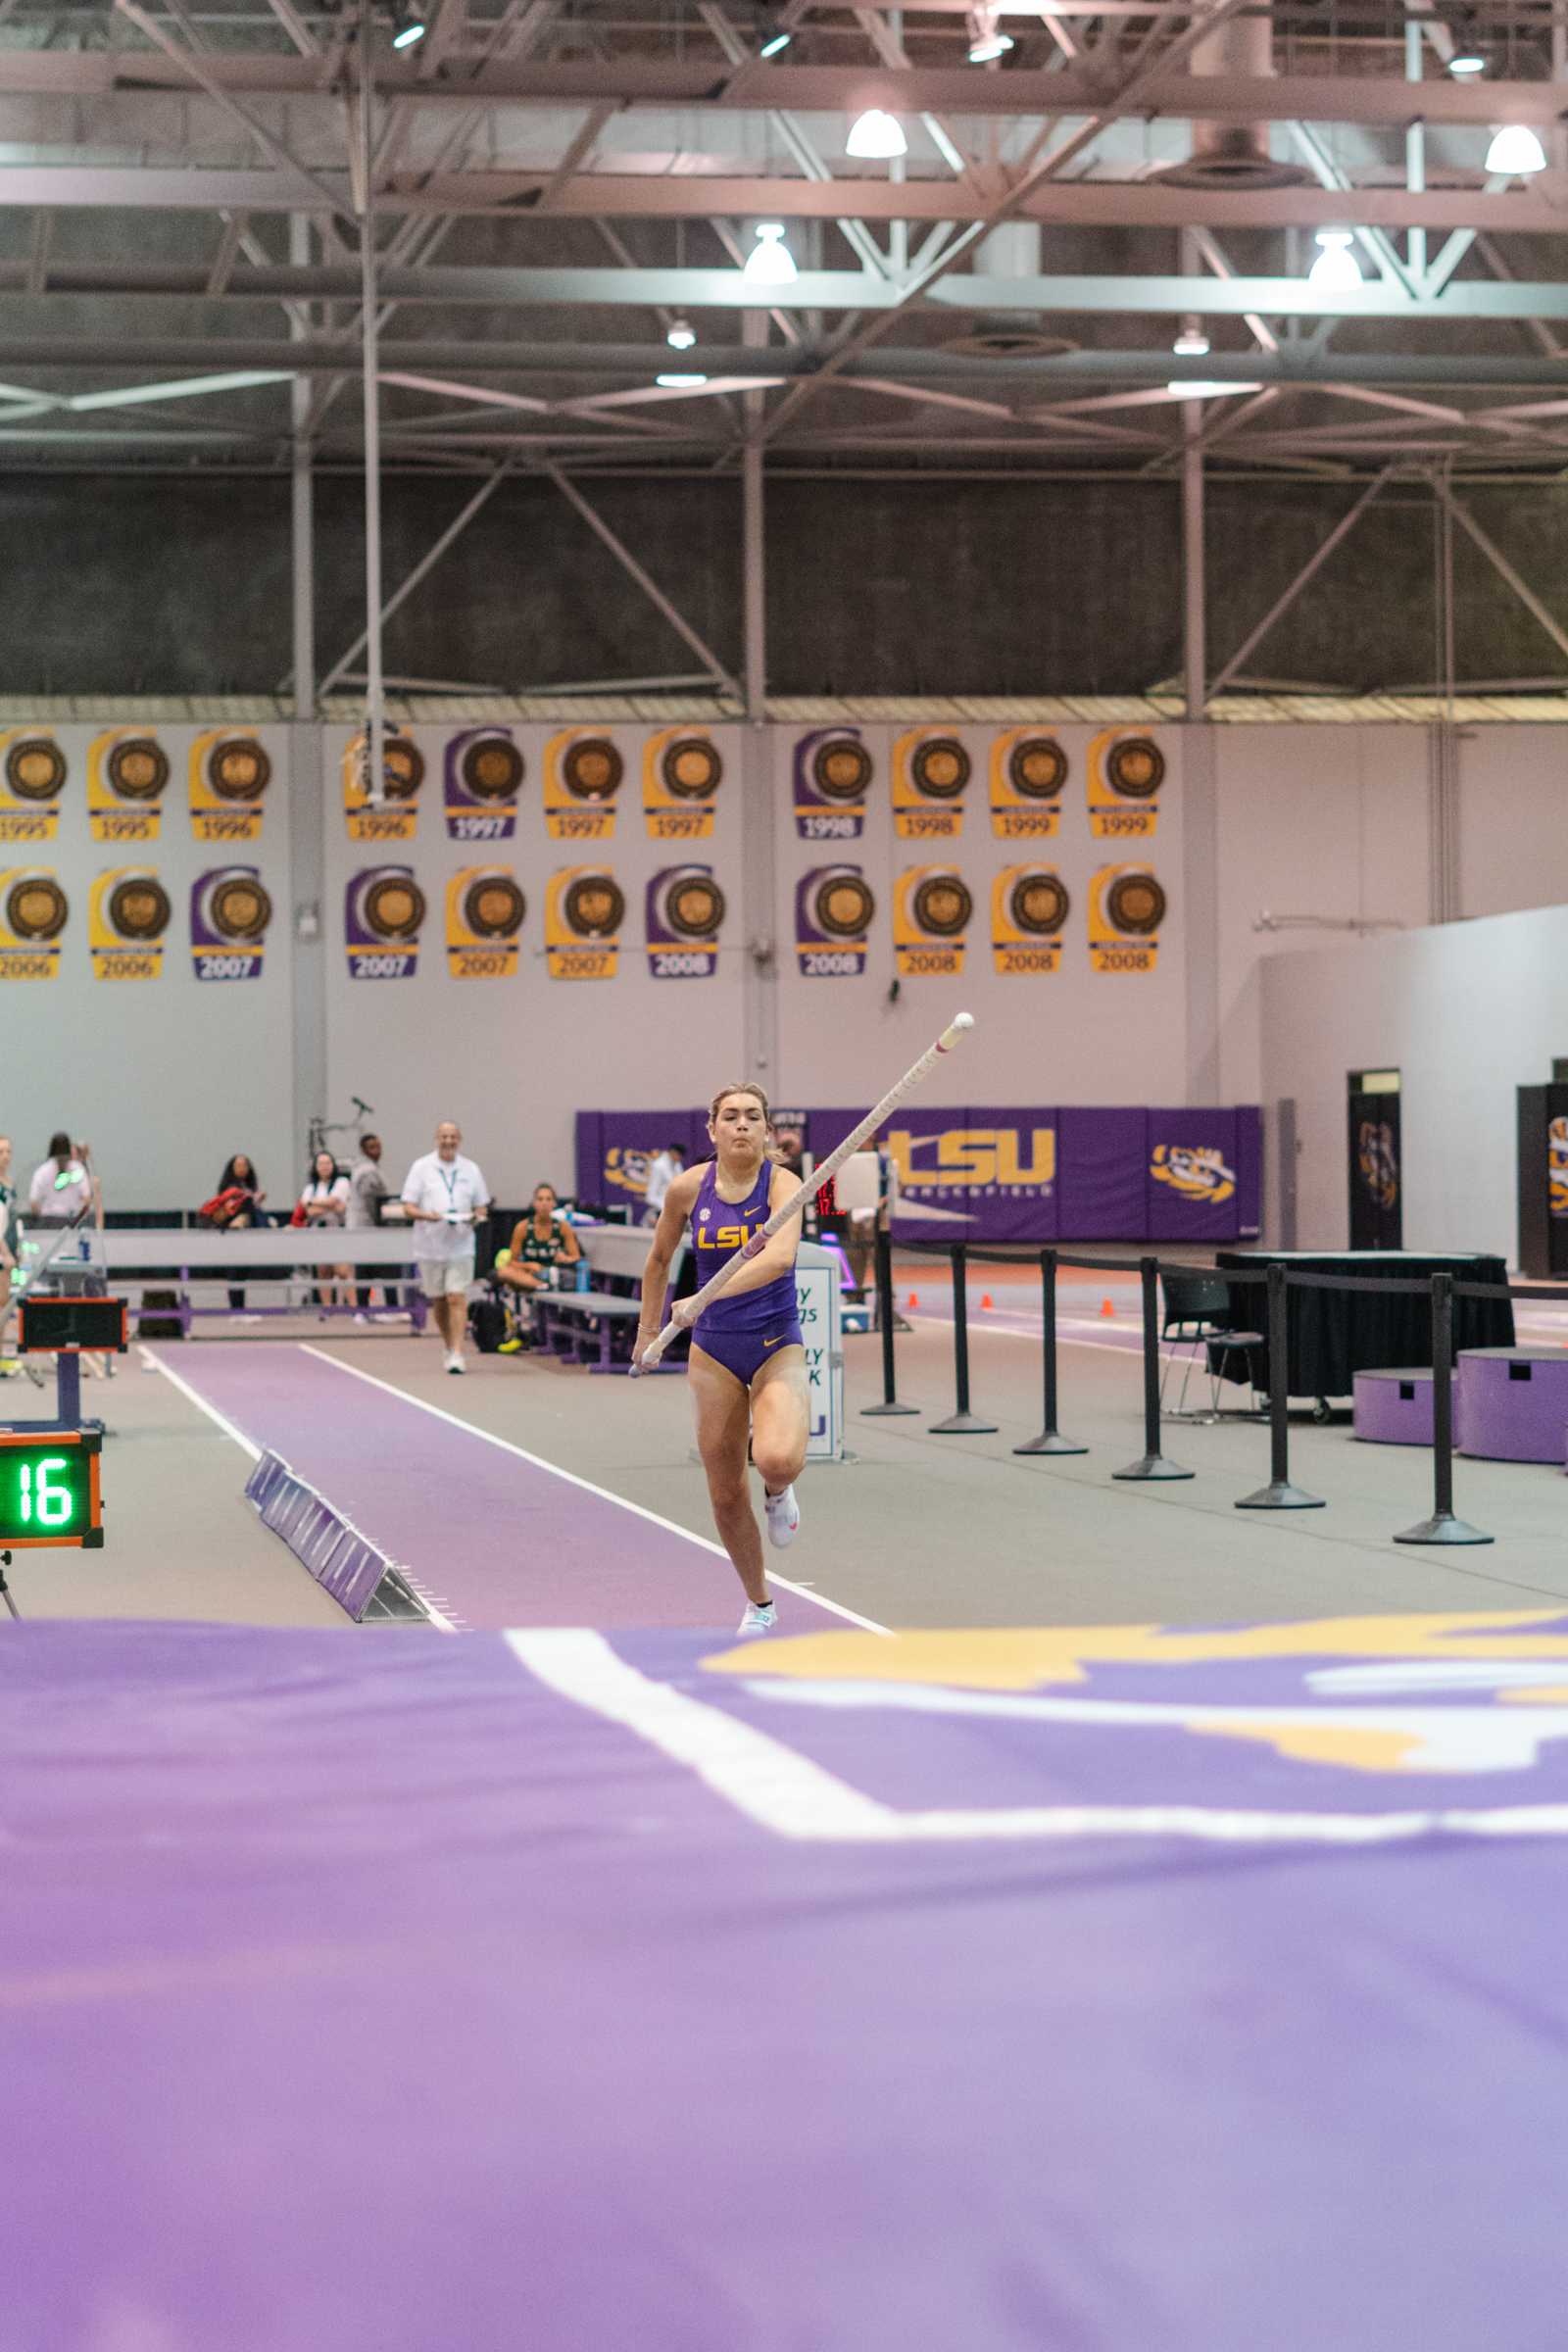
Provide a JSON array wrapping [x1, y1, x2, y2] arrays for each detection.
[[436, 1161, 463, 1220]]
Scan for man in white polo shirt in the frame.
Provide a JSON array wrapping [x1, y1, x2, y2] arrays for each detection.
[[401, 1120, 490, 1375]]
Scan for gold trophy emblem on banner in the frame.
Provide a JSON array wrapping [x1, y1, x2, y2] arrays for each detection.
[[343, 730, 422, 842], [545, 866, 624, 979], [893, 729, 970, 840], [992, 866, 1069, 975], [894, 866, 972, 978], [190, 732, 270, 843], [445, 867, 525, 980], [88, 730, 169, 844], [0, 733, 67, 844], [1089, 865, 1166, 972], [89, 867, 171, 980], [989, 731, 1067, 841], [0, 868, 67, 979], [545, 730, 623, 841], [643, 728, 723, 841], [1088, 728, 1165, 840]]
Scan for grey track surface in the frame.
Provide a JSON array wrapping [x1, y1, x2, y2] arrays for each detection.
[[24, 1318, 1568, 1632]]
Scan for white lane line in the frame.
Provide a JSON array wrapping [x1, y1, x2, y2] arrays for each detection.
[[299, 1345, 890, 1637], [905, 1310, 1195, 1365], [140, 1345, 262, 1461]]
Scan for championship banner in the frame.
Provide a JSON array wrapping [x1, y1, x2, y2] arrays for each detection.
[[989, 730, 1067, 840], [646, 865, 724, 980], [793, 728, 872, 843], [443, 728, 523, 842], [89, 867, 170, 981], [894, 866, 972, 979], [545, 866, 623, 980], [1549, 1115, 1568, 1217], [445, 866, 524, 979], [0, 731, 67, 843], [992, 866, 1068, 976], [345, 864, 424, 981], [1088, 727, 1165, 840], [1089, 865, 1165, 973], [795, 866, 874, 977], [191, 866, 271, 983], [643, 727, 723, 841], [189, 731, 270, 843], [342, 730, 422, 843], [545, 729, 621, 841], [893, 728, 970, 840], [885, 1109, 1058, 1244], [0, 867, 67, 979], [88, 728, 169, 844]]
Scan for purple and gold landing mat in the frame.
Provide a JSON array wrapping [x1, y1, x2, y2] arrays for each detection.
[[6, 1613, 1568, 2352]]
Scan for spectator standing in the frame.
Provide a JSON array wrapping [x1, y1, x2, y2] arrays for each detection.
[[30, 1132, 95, 1225], [402, 1120, 490, 1375], [297, 1150, 351, 1307], [644, 1143, 685, 1227], [347, 1133, 391, 1317]]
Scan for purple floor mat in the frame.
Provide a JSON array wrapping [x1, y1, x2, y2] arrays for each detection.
[[9, 1611, 1568, 2351], [160, 1343, 827, 1633]]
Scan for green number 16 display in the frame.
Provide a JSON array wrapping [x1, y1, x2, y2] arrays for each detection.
[[0, 1432, 103, 1547]]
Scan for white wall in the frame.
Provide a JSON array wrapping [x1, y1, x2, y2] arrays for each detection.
[[1458, 725, 1568, 918]]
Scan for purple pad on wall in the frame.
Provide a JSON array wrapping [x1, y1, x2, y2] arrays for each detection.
[[1058, 1105, 1148, 1240], [1146, 1107, 1241, 1243], [1235, 1104, 1262, 1239]]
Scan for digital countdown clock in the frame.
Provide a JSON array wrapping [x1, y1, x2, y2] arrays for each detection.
[[17, 1296, 127, 1355], [0, 1430, 103, 1547]]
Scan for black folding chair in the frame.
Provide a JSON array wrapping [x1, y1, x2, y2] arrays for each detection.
[[1159, 1268, 1263, 1421]]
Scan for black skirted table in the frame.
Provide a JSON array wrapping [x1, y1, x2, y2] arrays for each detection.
[[1213, 1250, 1516, 1405]]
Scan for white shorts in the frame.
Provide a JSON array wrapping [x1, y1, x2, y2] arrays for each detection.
[[418, 1255, 475, 1301]]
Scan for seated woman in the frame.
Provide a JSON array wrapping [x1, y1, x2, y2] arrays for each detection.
[[209, 1152, 268, 1312], [494, 1183, 582, 1341], [296, 1151, 351, 1308]]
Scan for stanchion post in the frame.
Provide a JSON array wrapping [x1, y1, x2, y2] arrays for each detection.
[[1236, 1261, 1323, 1509], [1113, 1257, 1193, 1481], [1395, 1272, 1493, 1545], [930, 1243, 1000, 1436], [1015, 1248, 1087, 1456], [861, 1219, 918, 1418]]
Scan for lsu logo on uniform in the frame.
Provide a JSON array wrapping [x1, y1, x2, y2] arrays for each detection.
[[88, 728, 169, 843], [697, 1220, 760, 1253], [1151, 1145, 1236, 1204], [0, 731, 67, 843]]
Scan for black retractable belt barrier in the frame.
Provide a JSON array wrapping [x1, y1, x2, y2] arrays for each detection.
[[1236, 1261, 1324, 1510], [930, 1244, 1000, 1436], [1395, 1273, 1493, 1545], [1113, 1256, 1193, 1482], [1014, 1248, 1087, 1456], [861, 1221, 918, 1419]]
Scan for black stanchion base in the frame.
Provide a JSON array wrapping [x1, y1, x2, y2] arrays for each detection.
[[1235, 1480, 1325, 1511], [1393, 1512, 1494, 1546], [1013, 1429, 1089, 1456], [861, 1400, 920, 1418], [929, 1411, 1001, 1436], [1112, 1453, 1194, 1482]]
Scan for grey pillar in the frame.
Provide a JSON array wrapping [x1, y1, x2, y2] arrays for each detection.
[[288, 722, 327, 1164], [1182, 721, 1221, 1103], [1182, 400, 1206, 720], [289, 213, 316, 719], [740, 308, 777, 1086]]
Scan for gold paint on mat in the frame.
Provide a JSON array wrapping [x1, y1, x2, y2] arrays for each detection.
[[1010, 872, 1069, 935], [911, 873, 973, 937], [207, 739, 270, 802], [1106, 736, 1164, 801], [5, 739, 67, 802], [463, 875, 525, 939], [814, 874, 875, 938], [7, 877, 67, 939], [661, 737, 723, 801], [211, 877, 272, 941], [564, 874, 625, 937], [664, 875, 726, 938], [811, 738, 873, 803], [108, 877, 172, 941], [564, 738, 623, 801], [107, 739, 170, 803], [364, 875, 426, 940], [461, 737, 523, 803], [1007, 737, 1068, 801], [910, 737, 970, 800]]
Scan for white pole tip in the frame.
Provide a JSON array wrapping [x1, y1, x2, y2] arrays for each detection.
[[953, 1011, 975, 1032]]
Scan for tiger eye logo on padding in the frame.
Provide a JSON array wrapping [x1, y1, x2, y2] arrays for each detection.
[[663, 874, 726, 939], [7, 877, 67, 940], [812, 739, 873, 804], [814, 874, 876, 938], [108, 877, 172, 942], [107, 739, 169, 804], [210, 876, 272, 942], [911, 738, 970, 802], [364, 874, 426, 941], [564, 874, 625, 938], [1008, 738, 1068, 802], [1011, 873, 1069, 936], [564, 739, 623, 802], [6, 739, 67, 803], [912, 874, 973, 938], [1105, 873, 1166, 935], [206, 739, 270, 803], [661, 738, 723, 802], [462, 875, 525, 940], [461, 737, 523, 804], [1106, 737, 1164, 802]]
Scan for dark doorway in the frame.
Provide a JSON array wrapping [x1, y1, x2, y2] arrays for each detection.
[[1348, 1069, 1402, 1250]]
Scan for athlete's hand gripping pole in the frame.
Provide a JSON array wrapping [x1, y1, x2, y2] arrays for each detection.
[[632, 1010, 975, 1375]]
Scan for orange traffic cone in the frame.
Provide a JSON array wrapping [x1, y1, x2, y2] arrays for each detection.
[[981, 1294, 994, 1311], [907, 1291, 919, 1308], [1100, 1297, 1114, 1318]]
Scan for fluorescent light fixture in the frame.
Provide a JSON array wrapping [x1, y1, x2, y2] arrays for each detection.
[[759, 30, 792, 56], [968, 28, 1014, 58], [1485, 123, 1546, 173], [1172, 318, 1209, 358], [1166, 380, 1262, 399], [846, 108, 907, 160], [391, 16, 425, 44], [656, 372, 710, 389], [665, 318, 697, 351], [743, 221, 798, 285], [1306, 227, 1363, 294], [1447, 47, 1485, 74]]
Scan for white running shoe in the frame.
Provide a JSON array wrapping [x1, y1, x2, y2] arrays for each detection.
[[444, 1348, 465, 1375], [763, 1484, 800, 1550], [737, 1599, 777, 1636]]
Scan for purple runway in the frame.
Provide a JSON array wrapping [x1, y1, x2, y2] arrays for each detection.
[[156, 1342, 841, 1634], [10, 1611, 1568, 2351]]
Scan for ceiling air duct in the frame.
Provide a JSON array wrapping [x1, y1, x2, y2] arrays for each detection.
[[1152, 1, 1307, 190]]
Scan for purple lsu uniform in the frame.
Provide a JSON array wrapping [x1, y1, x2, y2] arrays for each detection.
[[690, 1158, 803, 1387]]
